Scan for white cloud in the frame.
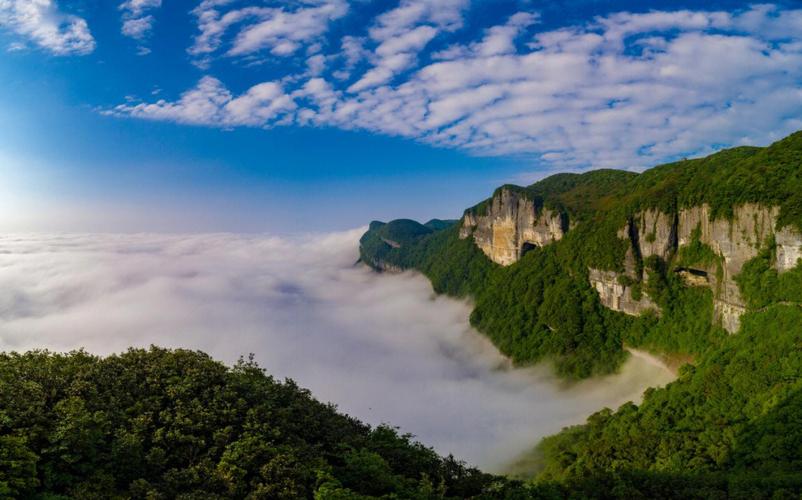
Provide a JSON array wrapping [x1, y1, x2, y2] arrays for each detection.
[[224, 80, 297, 125], [189, 0, 348, 67], [434, 11, 540, 60], [0, 231, 674, 470], [119, 0, 161, 56], [122, 15, 154, 39], [340, 35, 365, 65], [120, 0, 162, 16], [348, 0, 468, 92], [348, 51, 417, 92], [344, 24, 438, 91], [306, 52, 327, 76], [369, 0, 467, 40], [376, 25, 438, 57], [0, 0, 95, 55], [113, 3, 802, 171], [106, 75, 296, 127]]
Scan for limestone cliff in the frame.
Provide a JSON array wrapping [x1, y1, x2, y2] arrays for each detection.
[[360, 132, 802, 381], [588, 269, 659, 316], [457, 189, 802, 332], [459, 188, 567, 266], [606, 203, 802, 332]]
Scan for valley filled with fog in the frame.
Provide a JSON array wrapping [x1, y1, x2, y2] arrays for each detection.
[[0, 231, 674, 471]]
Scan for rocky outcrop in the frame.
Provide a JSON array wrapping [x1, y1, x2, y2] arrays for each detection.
[[675, 204, 775, 331], [676, 268, 710, 287], [365, 258, 403, 273], [381, 238, 401, 249], [588, 269, 659, 316], [776, 227, 802, 271], [616, 203, 802, 332], [633, 209, 677, 261], [457, 185, 802, 333], [459, 188, 567, 266]]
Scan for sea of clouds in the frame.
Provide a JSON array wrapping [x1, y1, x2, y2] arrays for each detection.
[[0, 230, 674, 471]]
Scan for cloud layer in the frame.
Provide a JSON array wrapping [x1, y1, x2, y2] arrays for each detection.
[[108, 3, 802, 171], [188, 0, 349, 68], [4, 2, 800, 171], [0, 0, 94, 55], [7, 2, 800, 171], [0, 231, 673, 470]]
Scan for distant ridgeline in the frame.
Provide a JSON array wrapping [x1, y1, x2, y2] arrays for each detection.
[[361, 131, 802, 488]]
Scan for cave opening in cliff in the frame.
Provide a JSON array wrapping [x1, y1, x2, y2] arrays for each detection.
[[674, 267, 710, 286], [521, 242, 539, 257], [677, 267, 708, 278]]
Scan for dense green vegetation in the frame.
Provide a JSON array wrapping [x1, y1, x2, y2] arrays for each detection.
[[359, 131, 802, 494], [367, 221, 726, 378], [360, 222, 493, 297], [360, 132, 802, 377], [423, 219, 458, 231], [676, 227, 722, 273], [0, 347, 512, 499], [3, 347, 801, 499], [469, 246, 629, 379], [624, 132, 802, 230], [538, 302, 802, 488], [736, 237, 802, 309], [473, 170, 638, 221]]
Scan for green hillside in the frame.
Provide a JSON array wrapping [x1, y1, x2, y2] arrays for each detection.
[[474, 169, 637, 221], [360, 132, 802, 377], [2, 347, 800, 499], [359, 131, 802, 490], [0, 347, 506, 499]]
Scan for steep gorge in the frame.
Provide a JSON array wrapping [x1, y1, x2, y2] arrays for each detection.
[[358, 130, 802, 489], [360, 131, 802, 374]]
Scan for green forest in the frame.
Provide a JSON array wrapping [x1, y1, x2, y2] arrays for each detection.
[[358, 131, 802, 495], [3, 347, 801, 499], [360, 131, 802, 377], [0, 347, 506, 499]]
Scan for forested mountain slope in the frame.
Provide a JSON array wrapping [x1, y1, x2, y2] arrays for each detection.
[[360, 131, 802, 377], [0, 348, 504, 499], [2, 347, 800, 499], [360, 131, 802, 490]]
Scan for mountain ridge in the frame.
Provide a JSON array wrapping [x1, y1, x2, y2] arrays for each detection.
[[361, 130, 802, 372], [360, 130, 802, 486]]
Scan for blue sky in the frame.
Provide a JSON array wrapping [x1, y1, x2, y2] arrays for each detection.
[[1, 0, 801, 232]]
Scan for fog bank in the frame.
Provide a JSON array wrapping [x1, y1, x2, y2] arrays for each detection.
[[0, 231, 674, 471]]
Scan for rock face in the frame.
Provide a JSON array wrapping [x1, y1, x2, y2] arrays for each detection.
[[459, 188, 567, 266], [588, 269, 659, 316], [458, 187, 802, 333], [381, 238, 401, 249], [617, 203, 802, 332], [365, 258, 403, 273], [776, 227, 802, 271], [633, 209, 677, 261]]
